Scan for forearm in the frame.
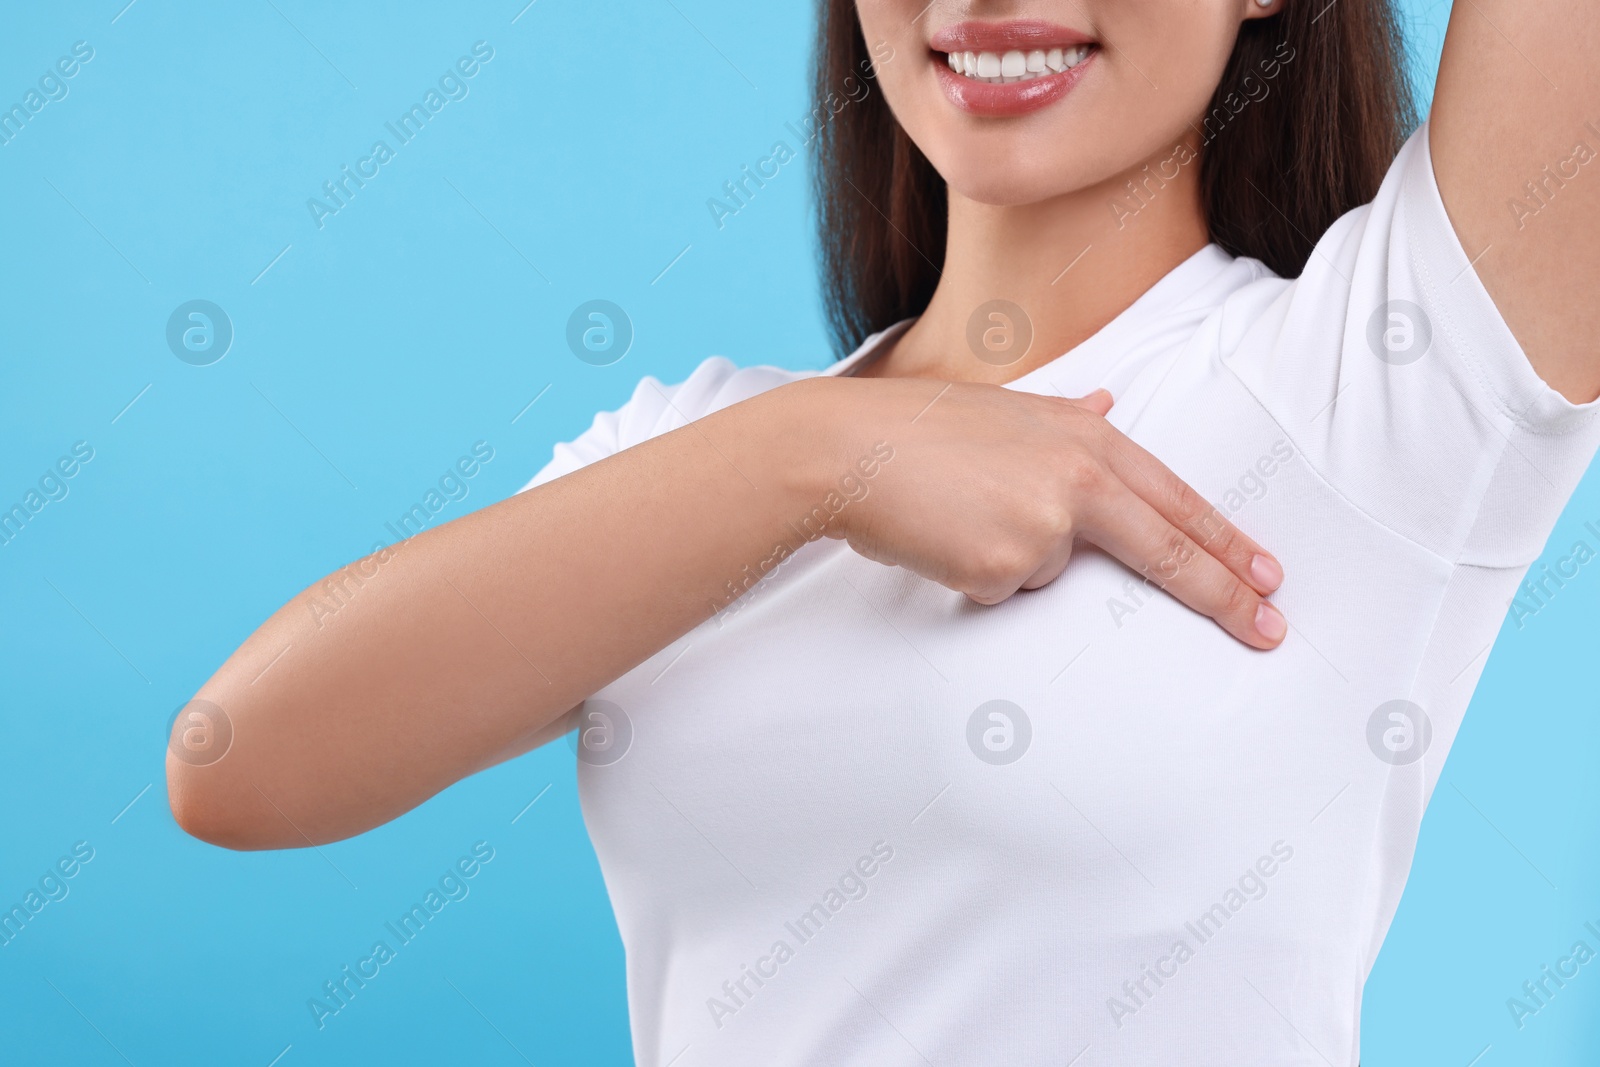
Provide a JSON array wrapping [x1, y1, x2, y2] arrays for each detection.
[[168, 379, 848, 849]]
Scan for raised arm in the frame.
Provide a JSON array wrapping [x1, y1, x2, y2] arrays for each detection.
[[1430, 0, 1600, 403]]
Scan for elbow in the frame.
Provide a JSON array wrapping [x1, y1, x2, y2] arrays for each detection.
[[166, 752, 290, 852], [165, 691, 383, 850], [166, 692, 303, 851]]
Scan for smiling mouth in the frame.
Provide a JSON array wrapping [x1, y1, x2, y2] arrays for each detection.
[[940, 45, 1096, 84]]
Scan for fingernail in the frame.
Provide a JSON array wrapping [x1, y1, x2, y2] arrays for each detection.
[[1250, 554, 1283, 592], [1255, 601, 1287, 642]]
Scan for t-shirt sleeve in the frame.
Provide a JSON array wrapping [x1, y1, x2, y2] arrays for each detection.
[[517, 356, 806, 493], [1220, 123, 1600, 567]]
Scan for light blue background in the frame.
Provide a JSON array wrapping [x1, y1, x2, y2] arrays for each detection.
[[2, 2, 1595, 1064]]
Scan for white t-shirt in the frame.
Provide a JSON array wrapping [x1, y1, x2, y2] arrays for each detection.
[[521, 126, 1600, 1066]]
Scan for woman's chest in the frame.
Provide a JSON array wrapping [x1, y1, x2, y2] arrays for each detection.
[[579, 448, 1450, 897]]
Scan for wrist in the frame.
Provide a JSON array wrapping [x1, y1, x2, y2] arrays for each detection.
[[757, 377, 896, 543]]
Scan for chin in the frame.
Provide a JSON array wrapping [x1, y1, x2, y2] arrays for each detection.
[[937, 156, 1102, 208], [920, 109, 1178, 210], [890, 72, 1201, 211]]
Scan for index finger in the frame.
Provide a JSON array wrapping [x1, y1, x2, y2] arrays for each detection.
[[1060, 406, 1284, 596]]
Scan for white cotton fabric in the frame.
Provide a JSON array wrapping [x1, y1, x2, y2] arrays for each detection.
[[521, 125, 1600, 1066]]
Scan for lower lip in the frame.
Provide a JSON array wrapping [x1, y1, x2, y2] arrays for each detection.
[[933, 51, 1095, 117]]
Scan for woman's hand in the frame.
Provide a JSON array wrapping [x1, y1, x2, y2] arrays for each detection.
[[797, 376, 1286, 649]]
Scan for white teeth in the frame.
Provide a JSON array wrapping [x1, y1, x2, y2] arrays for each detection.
[[943, 45, 1093, 84]]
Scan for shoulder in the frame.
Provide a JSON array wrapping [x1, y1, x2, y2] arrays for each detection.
[[629, 355, 815, 430], [519, 356, 817, 492], [1210, 126, 1600, 563]]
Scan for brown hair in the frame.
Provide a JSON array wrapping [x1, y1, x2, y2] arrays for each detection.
[[812, 0, 1418, 355]]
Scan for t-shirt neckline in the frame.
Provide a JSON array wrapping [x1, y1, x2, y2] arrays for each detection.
[[823, 242, 1237, 388]]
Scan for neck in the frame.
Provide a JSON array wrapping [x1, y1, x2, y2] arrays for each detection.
[[865, 136, 1211, 383]]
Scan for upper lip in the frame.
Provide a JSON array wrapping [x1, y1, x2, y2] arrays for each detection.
[[929, 19, 1094, 54]]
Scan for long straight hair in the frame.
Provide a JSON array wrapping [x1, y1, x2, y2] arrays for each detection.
[[812, 1, 1418, 355]]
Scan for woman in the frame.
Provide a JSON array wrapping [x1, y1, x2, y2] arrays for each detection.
[[169, 0, 1599, 1062]]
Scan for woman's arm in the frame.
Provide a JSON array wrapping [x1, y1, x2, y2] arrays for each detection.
[[170, 379, 846, 849], [168, 377, 1286, 850], [1431, 0, 1600, 402]]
